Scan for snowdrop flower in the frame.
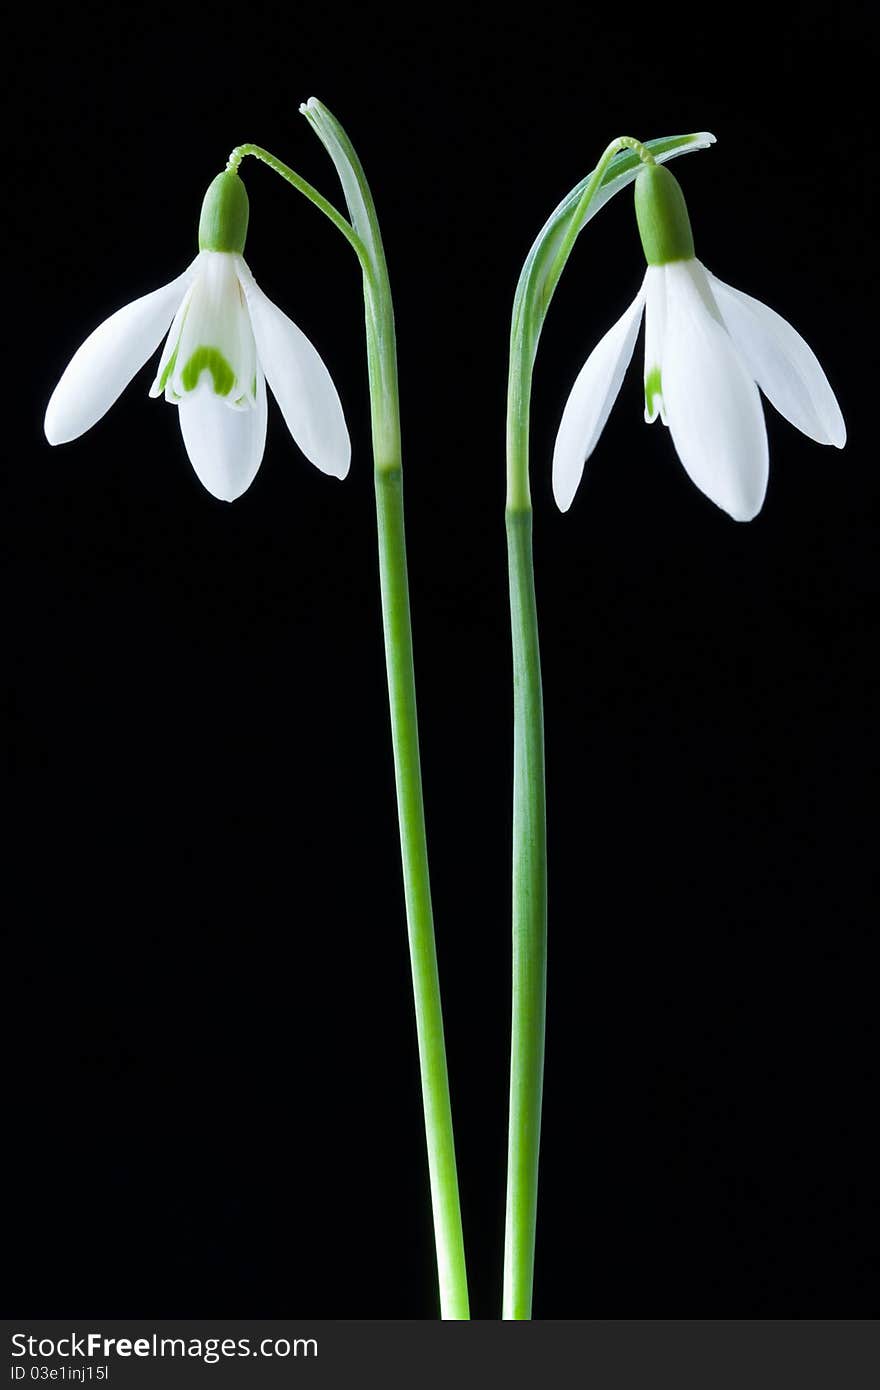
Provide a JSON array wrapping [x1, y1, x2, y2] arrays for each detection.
[[553, 162, 845, 521], [44, 171, 350, 501]]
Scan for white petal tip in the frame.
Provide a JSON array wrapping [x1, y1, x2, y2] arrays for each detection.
[[552, 471, 577, 512], [202, 480, 252, 504], [719, 487, 766, 523], [185, 460, 262, 506], [322, 443, 351, 480], [552, 440, 589, 514], [710, 486, 766, 524], [43, 400, 75, 446], [308, 442, 350, 480]]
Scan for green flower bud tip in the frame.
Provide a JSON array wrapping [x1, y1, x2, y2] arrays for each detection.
[[198, 171, 249, 254], [634, 163, 695, 266]]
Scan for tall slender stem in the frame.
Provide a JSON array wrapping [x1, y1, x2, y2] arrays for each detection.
[[375, 467, 469, 1319], [297, 100, 470, 1319], [503, 506, 547, 1320], [363, 215, 470, 1319], [503, 129, 713, 1318], [232, 106, 468, 1320]]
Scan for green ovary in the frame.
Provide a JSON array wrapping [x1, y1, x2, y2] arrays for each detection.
[[180, 347, 237, 397], [645, 365, 663, 415], [634, 164, 695, 266]]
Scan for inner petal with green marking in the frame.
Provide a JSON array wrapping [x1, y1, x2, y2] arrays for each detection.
[[153, 250, 258, 410], [156, 344, 179, 393], [645, 365, 663, 421], [180, 346, 237, 397]]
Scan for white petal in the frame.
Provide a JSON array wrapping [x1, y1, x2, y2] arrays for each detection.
[[177, 367, 268, 502], [236, 259, 350, 479], [552, 276, 647, 511], [661, 261, 769, 522], [705, 269, 846, 448], [44, 262, 197, 445]]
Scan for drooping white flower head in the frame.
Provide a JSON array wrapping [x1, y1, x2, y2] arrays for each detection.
[[552, 162, 845, 521], [44, 171, 350, 501]]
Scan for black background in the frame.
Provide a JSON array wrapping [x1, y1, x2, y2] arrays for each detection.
[[7, 0, 877, 1318]]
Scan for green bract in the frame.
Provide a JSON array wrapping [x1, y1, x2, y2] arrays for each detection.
[[198, 171, 249, 253], [634, 163, 695, 265]]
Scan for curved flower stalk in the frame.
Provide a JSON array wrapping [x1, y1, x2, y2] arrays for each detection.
[[553, 161, 845, 520], [503, 132, 717, 1320], [45, 172, 349, 501], [223, 104, 469, 1318]]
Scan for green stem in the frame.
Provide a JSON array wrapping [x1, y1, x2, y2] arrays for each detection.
[[361, 183, 469, 1329], [265, 101, 469, 1318], [503, 506, 547, 1320], [502, 132, 672, 1320], [226, 143, 370, 265], [375, 468, 469, 1319], [357, 180, 469, 1327]]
